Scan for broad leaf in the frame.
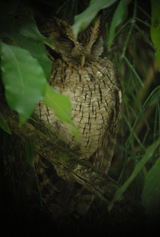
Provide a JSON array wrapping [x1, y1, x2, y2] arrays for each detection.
[[108, 137, 160, 211], [151, 0, 160, 66], [0, 112, 12, 134], [141, 157, 160, 221], [108, 0, 132, 47], [1, 42, 47, 124], [43, 84, 79, 139], [72, 0, 117, 39]]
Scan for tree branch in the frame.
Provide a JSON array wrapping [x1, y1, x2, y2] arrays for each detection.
[[0, 96, 146, 221]]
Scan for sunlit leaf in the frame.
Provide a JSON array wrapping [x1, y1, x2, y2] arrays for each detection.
[[141, 157, 160, 221], [151, 0, 160, 66], [0, 112, 12, 134], [72, 0, 117, 39], [1, 42, 47, 125], [108, 137, 160, 211], [43, 84, 79, 139], [25, 138, 35, 165], [108, 0, 132, 47]]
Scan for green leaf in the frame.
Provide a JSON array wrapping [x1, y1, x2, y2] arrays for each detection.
[[1, 42, 47, 125], [108, 137, 160, 211], [72, 0, 117, 39], [43, 84, 79, 139], [151, 0, 160, 66], [0, 112, 12, 134], [0, 1, 52, 80], [13, 36, 52, 81], [25, 138, 35, 165], [128, 86, 160, 141], [108, 0, 132, 47], [141, 157, 160, 221]]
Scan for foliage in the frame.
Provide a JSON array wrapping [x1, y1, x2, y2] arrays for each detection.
[[106, 0, 160, 219], [0, 2, 52, 79], [1, 43, 46, 124], [108, 136, 160, 211], [108, 0, 132, 47], [141, 156, 160, 222], [0, 0, 160, 226], [150, 0, 160, 66]]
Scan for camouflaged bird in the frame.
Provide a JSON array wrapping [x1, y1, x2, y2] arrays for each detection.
[[33, 16, 122, 218]]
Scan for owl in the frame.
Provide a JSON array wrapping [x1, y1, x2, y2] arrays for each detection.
[[33, 16, 122, 218]]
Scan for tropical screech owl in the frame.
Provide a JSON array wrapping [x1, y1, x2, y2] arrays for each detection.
[[33, 16, 122, 218]]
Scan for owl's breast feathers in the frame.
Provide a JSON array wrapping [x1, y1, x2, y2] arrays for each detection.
[[34, 55, 121, 172]]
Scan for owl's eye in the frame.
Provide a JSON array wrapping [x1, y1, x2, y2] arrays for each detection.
[[58, 36, 74, 45], [57, 36, 75, 51]]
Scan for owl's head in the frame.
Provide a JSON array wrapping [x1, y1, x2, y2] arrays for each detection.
[[41, 17, 104, 66]]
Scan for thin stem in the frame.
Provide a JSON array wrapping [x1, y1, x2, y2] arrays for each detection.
[[135, 17, 151, 27], [137, 5, 151, 19], [123, 56, 145, 87], [56, 0, 70, 14], [135, 24, 154, 48], [114, 18, 132, 38]]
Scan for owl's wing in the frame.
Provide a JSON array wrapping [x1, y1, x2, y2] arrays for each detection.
[[92, 68, 122, 174]]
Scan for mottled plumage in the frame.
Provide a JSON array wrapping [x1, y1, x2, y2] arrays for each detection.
[[33, 16, 122, 218]]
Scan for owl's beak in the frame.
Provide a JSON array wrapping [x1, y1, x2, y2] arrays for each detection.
[[80, 55, 85, 67]]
